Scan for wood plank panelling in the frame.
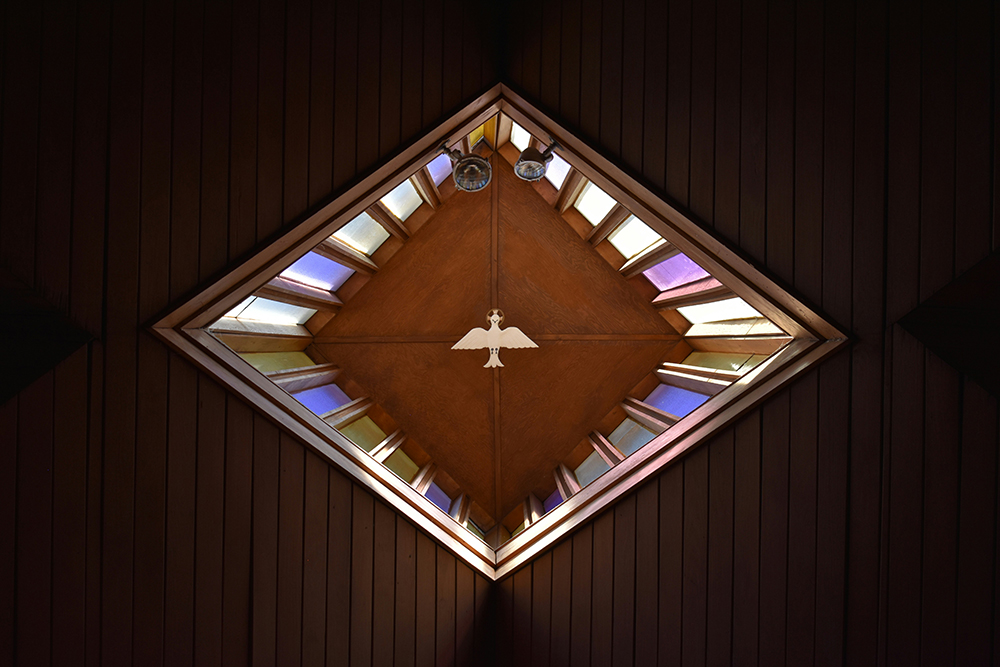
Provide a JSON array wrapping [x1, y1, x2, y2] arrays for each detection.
[[3, 0, 1000, 664], [496, 2, 1000, 667], [0, 1, 497, 664]]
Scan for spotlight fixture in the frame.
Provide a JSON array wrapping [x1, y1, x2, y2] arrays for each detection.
[[514, 140, 561, 182], [442, 145, 492, 192]]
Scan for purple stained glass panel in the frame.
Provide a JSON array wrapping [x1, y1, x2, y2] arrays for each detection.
[[543, 489, 563, 514], [644, 383, 710, 418], [427, 153, 453, 186], [280, 252, 355, 291], [295, 383, 352, 416], [643, 253, 711, 291], [425, 482, 452, 513]]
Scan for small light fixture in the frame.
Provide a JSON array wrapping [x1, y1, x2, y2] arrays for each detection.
[[442, 145, 492, 192], [514, 140, 561, 182]]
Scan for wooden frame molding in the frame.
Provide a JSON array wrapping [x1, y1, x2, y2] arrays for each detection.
[[150, 84, 849, 581]]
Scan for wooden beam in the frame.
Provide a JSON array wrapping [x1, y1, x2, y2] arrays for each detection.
[[484, 115, 499, 149], [313, 239, 379, 276], [411, 463, 438, 494], [209, 318, 312, 352], [653, 282, 734, 310], [266, 362, 341, 393], [367, 201, 410, 240], [659, 361, 742, 383], [449, 493, 472, 524], [686, 335, 789, 356], [411, 167, 442, 209], [523, 494, 544, 526], [460, 135, 472, 155], [370, 429, 406, 463], [588, 431, 626, 467], [553, 463, 582, 500], [620, 396, 679, 434], [321, 396, 373, 428], [656, 367, 730, 397], [586, 203, 631, 246], [554, 168, 586, 213], [620, 242, 681, 278], [255, 276, 344, 313]]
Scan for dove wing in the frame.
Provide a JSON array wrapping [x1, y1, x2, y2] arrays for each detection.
[[499, 326, 538, 349], [451, 327, 489, 350]]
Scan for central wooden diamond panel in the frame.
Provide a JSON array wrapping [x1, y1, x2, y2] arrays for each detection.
[[315, 158, 678, 520]]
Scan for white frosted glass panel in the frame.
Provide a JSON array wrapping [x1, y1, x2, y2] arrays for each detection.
[[677, 297, 762, 324], [574, 450, 612, 488], [510, 121, 532, 151], [225, 296, 254, 318], [607, 215, 664, 259], [608, 418, 657, 457], [427, 153, 453, 186], [380, 179, 422, 221], [280, 252, 354, 291], [237, 297, 316, 325], [574, 182, 617, 226], [332, 212, 390, 255], [544, 153, 571, 189]]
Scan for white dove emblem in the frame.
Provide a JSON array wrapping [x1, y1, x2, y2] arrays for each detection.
[[452, 309, 538, 368]]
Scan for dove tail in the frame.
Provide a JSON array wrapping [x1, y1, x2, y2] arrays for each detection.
[[484, 353, 504, 368]]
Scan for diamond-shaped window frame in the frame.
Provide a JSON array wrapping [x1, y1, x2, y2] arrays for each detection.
[[151, 84, 848, 580]]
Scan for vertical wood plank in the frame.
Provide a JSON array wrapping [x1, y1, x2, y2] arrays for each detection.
[[0, 396, 16, 665], [420, 0, 443, 128], [399, 0, 424, 143], [256, 0, 285, 238], [415, 532, 437, 667], [688, 0, 715, 223], [351, 487, 375, 667], [395, 519, 417, 667], [786, 372, 818, 666], [665, 0, 691, 204], [549, 538, 573, 667], [222, 395, 253, 666], [764, 0, 795, 284], [578, 0, 602, 141], [474, 573, 495, 666], [659, 465, 683, 665], [455, 564, 475, 666], [15, 375, 53, 667], [559, 0, 582, 129], [302, 451, 329, 667], [373, 503, 397, 667], [380, 0, 402, 158], [758, 393, 790, 667], [307, 0, 333, 207], [738, 0, 767, 261], [283, 0, 310, 225], [634, 480, 659, 664], [276, 434, 305, 667], [712, 0, 740, 242], [512, 564, 532, 665], [732, 411, 761, 665], [682, 448, 709, 667], [954, 380, 998, 666], [229, 0, 259, 260], [570, 524, 592, 667], [251, 414, 280, 666], [591, 509, 615, 666], [532, 551, 553, 664], [194, 378, 226, 667], [619, 0, 645, 174], [641, 0, 667, 190], [326, 470, 353, 667], [705, 429, 734, 667], [51, 350, 89, 667]]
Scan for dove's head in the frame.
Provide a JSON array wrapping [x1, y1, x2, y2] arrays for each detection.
[[487, 309, 504, 325]]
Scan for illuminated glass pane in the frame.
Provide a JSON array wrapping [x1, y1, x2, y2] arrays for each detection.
[[380, 179, 422, 221], [607, 215, 664, 259], [543, 489, 563, 513], [240, 351, 315, 373], [574, 450, 612, 488], [281, 252, 355, 291], [677, 297, 762, 324], [225, 296, 254, 318], [332, 212, 390, 256], [427, 153, 453, 186], [232, 297, 316, 325], [510, 521, 525, 537], [645, 383, 709, 418], [643, 253, 711, 291], [339, 416, 387, 452], [574, 182, 617, 226], [385, 449, 419, 483], [468, 122, 485, 147], [608, 418, 657, 456], [683, 352, 754, 372], [466, 521, 486, 540], [425, 482, 452, 513], [295, 383, 351, 416], [544, 153, 571, 189], [510, 121, 532, 152]]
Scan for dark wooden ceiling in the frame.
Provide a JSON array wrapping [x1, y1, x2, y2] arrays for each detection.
[[316, 155, 678, 520]]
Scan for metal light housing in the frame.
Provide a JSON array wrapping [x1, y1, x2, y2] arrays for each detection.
[[514, 141, 560, 182], [443, 146, 492, 192]]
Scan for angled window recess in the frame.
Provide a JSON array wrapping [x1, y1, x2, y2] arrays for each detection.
[[152, 85, 847, 580]]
